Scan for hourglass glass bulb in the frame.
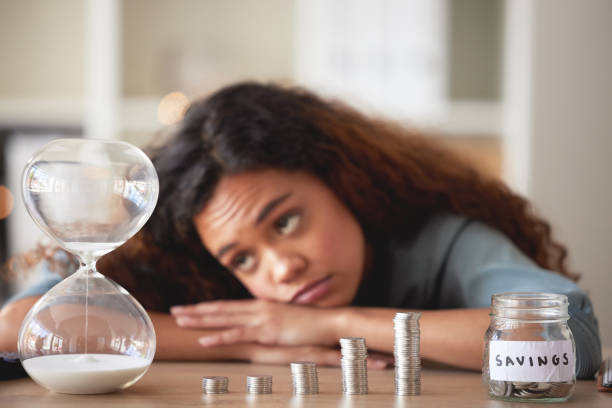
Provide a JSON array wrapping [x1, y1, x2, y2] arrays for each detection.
[[18, 139, 159, 394]]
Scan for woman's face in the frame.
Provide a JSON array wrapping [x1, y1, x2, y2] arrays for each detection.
[[193, 169, 367, 307]]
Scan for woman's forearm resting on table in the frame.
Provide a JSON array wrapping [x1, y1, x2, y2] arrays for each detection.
[[168, 299, 490, 370], [0, 299, 518, 371], [0, 296, 41, 351], [141, 307, 492, 369], [330, 307, 490, 371], [0, 300, 340, 366], [2, 297, 598, 376], [0, 298, 249, 360], [150, 311, 249, 360], [147, 312, 346, 366]]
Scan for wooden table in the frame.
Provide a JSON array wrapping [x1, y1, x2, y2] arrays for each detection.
[[1, 361, 609, 407]]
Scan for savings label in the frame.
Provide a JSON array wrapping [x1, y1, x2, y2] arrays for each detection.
[[489, 340, 575, 382]]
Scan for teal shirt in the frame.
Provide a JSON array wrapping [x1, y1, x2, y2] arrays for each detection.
[[353, 213, 601, 379], [6, 213, 601, 378]]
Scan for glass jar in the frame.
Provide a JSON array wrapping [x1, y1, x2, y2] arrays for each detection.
[[482, 293, 576, 402]]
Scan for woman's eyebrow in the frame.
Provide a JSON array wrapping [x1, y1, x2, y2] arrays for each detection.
[[216, 242, 237, 259], [255, 192, 292, 225], [215, 192, 293, 259]]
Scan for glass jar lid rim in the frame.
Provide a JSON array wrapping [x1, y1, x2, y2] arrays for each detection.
[[492, 292, 568, 307], [494, 292, 568, 300]]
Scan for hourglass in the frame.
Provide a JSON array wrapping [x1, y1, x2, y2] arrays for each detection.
[[18, 138, 159, 394]]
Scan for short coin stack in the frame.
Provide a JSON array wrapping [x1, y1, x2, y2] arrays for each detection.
[[201, 376, 229, 394], [246, 375, 273, 394], [394, 312, 421, 396], [340, 337, 368, 394], [290, 361, 319, 394]]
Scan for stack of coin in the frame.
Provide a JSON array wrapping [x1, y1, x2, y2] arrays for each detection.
[[394, 312, 421, 395], [290, 361, 319, 394], [246, 375, 273, 394], [340, 336, 368, 394], [201, 376, 229, 394]]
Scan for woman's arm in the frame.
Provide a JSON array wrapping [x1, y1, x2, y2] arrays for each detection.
[[172, 299, 489, 370], [154, 310, 343, 365], [334, 307, 490, 370], [0, 297, 251, 360], [0, 297, 342, 366], [151, 310, 249, 360], [439, 219, 602, 378], [0, 296, 40, 351]]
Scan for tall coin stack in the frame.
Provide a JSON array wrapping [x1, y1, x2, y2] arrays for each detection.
[[290, 361, 319, 394], [201, 376, 229, 394], [246, 375, 273, 394], [340, 337, 368, 394], [394, 312, 421, 395]]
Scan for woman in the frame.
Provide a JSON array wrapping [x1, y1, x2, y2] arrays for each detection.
[[0, 82, 601, 377]]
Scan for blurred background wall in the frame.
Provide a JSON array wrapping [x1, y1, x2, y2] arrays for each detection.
[[0, 0, 610, 349]]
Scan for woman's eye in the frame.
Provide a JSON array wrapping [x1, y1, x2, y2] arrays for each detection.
[[275, 212, 301, 235], [231, 252, 255, 271]]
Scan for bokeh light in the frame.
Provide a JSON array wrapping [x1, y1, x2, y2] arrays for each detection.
[[157, 91, 190, 125], [0, 185, 15, 220]]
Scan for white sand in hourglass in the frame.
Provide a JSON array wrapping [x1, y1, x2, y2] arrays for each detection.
[[23, 354, 151, 394]]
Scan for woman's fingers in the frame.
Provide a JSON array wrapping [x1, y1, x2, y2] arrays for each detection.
[[175, 312, 253, 328], [248, 345, 342, 367], [367, 351, 393, 369], [367, 357, 390, 370], [171, 299, 260, 316], [248, 344, 388, 368], [198, 327, 257, 347], [318, 348, 343, 367]]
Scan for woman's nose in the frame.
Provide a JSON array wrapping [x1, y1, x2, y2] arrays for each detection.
[[268, 251, 307, 284]]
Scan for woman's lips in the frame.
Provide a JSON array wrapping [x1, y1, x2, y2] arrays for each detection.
[[291, 275, 333, 305]]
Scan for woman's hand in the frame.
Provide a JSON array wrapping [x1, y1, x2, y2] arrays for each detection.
[[247, 344, 341, 366], [245, 344, 389, 369], [170, 299, 344, 348]]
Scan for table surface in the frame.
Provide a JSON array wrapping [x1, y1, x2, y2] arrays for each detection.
[[1, 361, 609, 407]]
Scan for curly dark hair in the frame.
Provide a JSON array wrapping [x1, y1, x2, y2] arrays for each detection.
[[94, 81, 575, 312]]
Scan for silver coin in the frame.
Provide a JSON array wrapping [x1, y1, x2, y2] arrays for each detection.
[[246, 375, 273, 394], [394, 312, 421, 396], [527, 382, 552, 392], [339, 337, 367, 348], [546, 382, 574, 398], [489, 380, 513, 397], [514, 388, 546, 399], [394, 312, 422, 320], [394, 371, 420, 380], [511, 381, 537, 390], [201, 376, 229, 394], [290, 361, 319, 395], [396, 387, 421, 395], [340, 337, 369, 395]]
